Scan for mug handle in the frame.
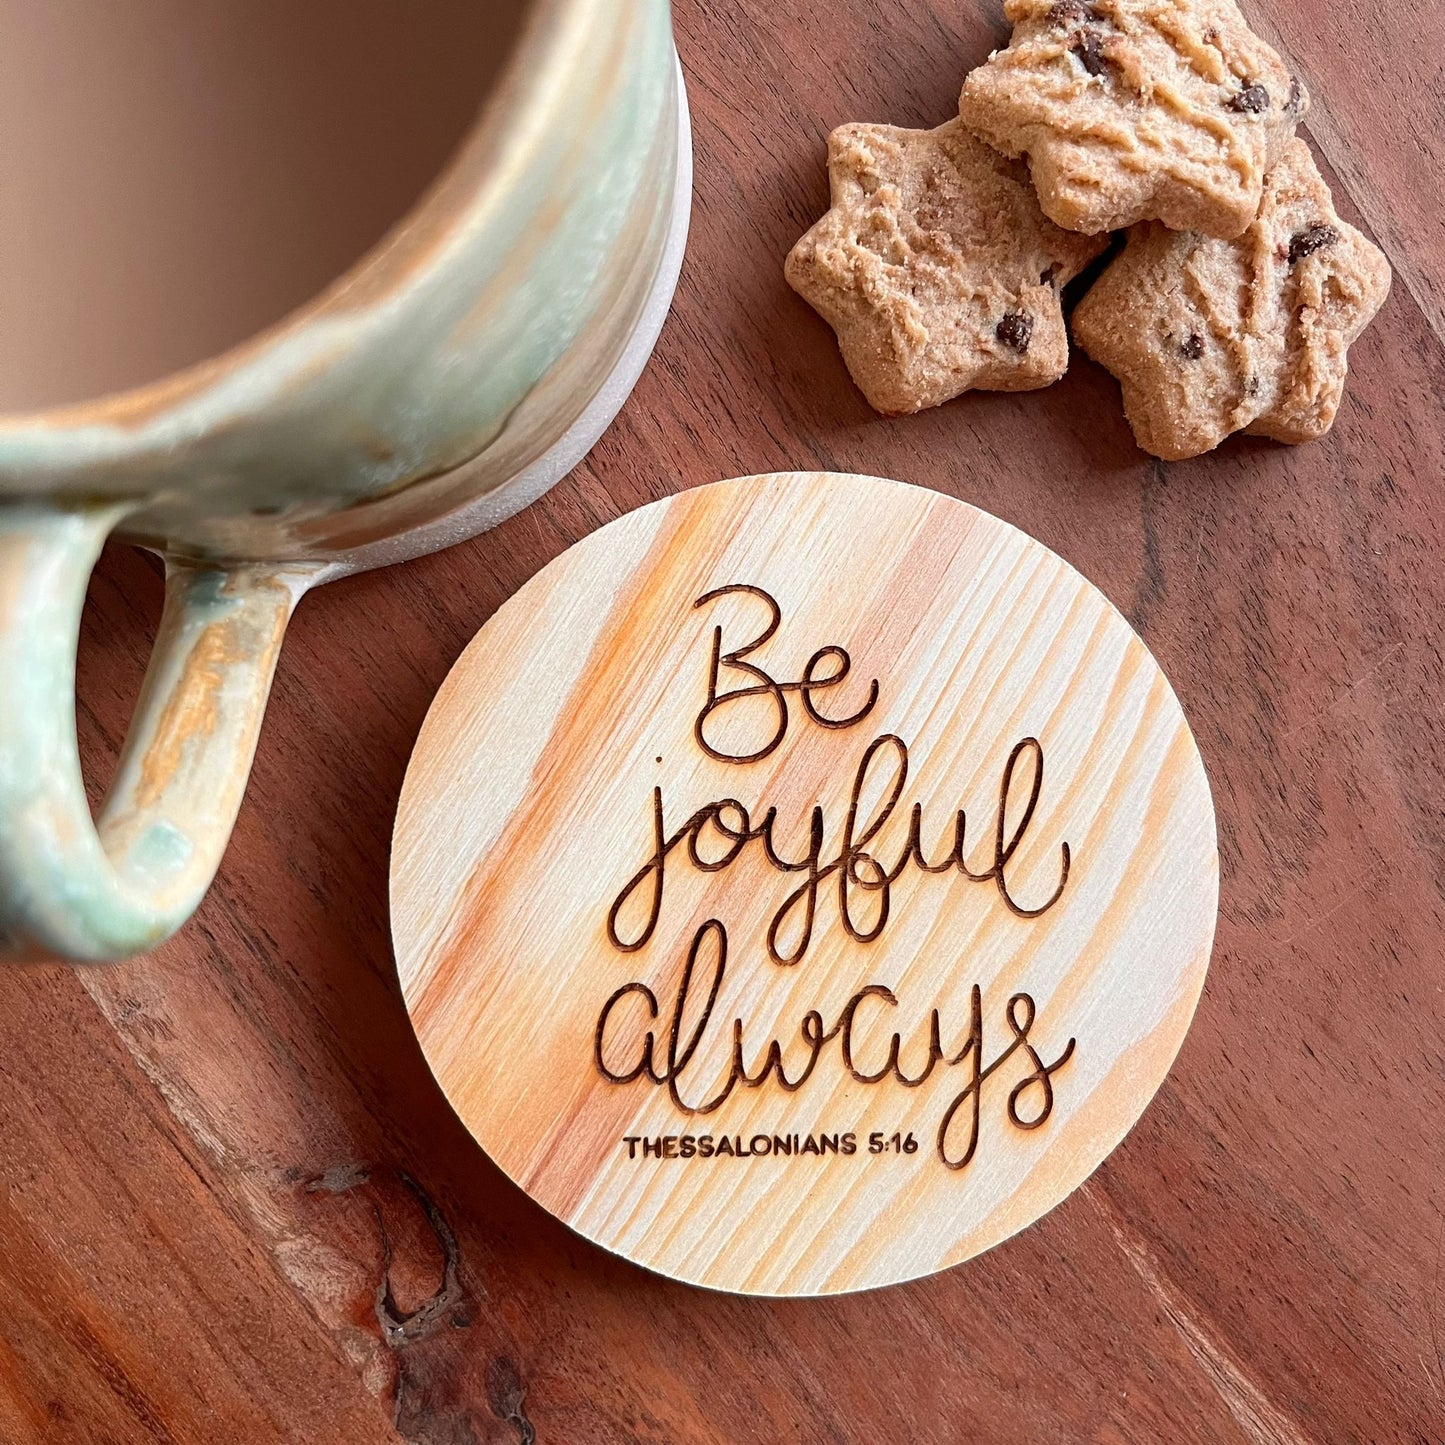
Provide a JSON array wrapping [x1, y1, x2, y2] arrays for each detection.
[[0, 502, 315, 962]]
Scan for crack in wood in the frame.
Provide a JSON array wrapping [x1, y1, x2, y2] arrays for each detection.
[[373, 1173, 463, 1349], [486, 1356, 537, 1445], [303, 1160, 372, 1195]]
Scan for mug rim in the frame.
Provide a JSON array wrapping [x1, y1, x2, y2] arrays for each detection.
[[0, 0, 580, 436]]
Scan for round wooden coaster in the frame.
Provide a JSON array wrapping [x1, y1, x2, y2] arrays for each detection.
[[392, 472, 1218, 1296]]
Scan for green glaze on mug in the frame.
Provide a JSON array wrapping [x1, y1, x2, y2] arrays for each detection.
[[0, 506, 309, 960], [0, 0, 681, 961]]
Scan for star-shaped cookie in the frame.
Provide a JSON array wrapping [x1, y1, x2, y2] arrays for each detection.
[[958, 0, 1307, 239], [785, 118, 1107, 415], [1072, 139, 1391, 460]]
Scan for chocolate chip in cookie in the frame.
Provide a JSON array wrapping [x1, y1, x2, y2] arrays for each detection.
[[785, 119, 1107, 414], [1288, 224, 1338, 265], [1229, 82, 1271, 114], [958, 0, 1309, 238], [1071, 31, 1109, 76], [996, 312, 1036, 353], [1072, 140, 1391, 459]]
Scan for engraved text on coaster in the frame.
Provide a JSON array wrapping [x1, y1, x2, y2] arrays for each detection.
[[391, 472, 1219, 1295]]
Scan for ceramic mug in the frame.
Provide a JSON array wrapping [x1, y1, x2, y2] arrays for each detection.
[[0, 0, 689, 962]]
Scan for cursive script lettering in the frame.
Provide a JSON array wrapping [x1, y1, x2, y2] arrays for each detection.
[[608, 733, 1069, 965], [693, 584, 878, 763], [594, 918, 1076, 1168], [595, 583, 1079, 1176]]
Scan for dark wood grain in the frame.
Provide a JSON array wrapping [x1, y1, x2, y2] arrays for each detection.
[[4, 1, 1443, 1440]]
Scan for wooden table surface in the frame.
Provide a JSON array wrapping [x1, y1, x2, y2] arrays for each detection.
[[3, 2, 1442, 1441]]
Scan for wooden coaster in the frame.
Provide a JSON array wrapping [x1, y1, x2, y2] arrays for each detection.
[[391, 473, 1218, 1296]]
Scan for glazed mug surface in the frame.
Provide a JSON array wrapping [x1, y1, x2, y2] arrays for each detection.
[[0, 0, 687, 961]]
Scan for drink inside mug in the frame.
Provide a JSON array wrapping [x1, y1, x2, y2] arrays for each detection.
[[0, 0, 527, 414]]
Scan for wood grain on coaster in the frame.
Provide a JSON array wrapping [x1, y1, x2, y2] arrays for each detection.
[[392, 472, 1218, 1297]]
